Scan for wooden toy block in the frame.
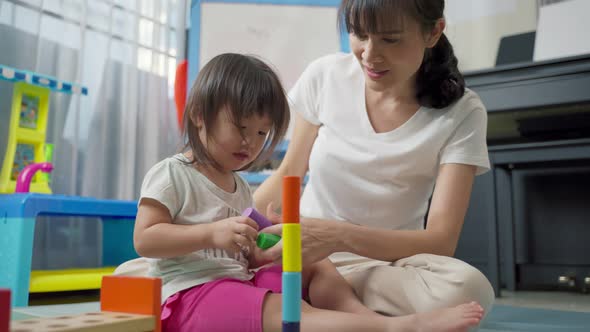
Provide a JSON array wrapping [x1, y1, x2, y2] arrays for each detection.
[[101, 276, 162, 332], [7, 276, 162, 332], [10, 311, 155, 332], [1, 289, 10, 332]]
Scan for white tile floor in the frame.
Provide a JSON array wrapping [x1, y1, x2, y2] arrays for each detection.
[[496, 290, 590, 313]]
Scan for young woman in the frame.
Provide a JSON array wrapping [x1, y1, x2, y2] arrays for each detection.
[[255, 0, 495, 323]]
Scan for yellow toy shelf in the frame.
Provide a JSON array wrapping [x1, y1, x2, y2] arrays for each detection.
[[29, 267, 117, 293], [0, 82, 51, 194], [0, 64, 88, 194]]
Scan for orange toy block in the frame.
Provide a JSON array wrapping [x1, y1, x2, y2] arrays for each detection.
[[0, 289, 9, 332], [100, 275, 162, 332], [282, 176, 301, 223]]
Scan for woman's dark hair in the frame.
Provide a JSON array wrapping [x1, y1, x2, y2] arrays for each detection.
[[338, 0, 465, 109], [182, 53, 290, 171]]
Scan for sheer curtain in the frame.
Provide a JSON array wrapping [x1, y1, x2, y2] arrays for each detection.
[[1, 0, 185, 199], [0, 0, 185, 269], [81, 60, 179, 199]]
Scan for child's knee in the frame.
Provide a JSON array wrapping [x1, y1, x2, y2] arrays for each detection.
[[313, 258, 340, 276]]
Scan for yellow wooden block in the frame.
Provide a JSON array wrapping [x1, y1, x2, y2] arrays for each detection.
[[282, 224, 301, 272], [10, 311, 155, 332]]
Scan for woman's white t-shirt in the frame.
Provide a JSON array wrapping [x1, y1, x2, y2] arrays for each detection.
[[289, 53, 490, 262]]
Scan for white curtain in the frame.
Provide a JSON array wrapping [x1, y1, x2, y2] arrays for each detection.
[[0, 0, 185, 269], [1, 0, 185, 199], [80, 61, 179, 200]]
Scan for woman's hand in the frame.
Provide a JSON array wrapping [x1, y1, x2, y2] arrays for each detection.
[[261, 201, 343, 266], [210, 216, 259, 254], [298, 217, 342, 265]]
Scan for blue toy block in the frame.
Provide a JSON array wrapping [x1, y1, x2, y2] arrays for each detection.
[[282, 272, 302, 323], [0, 193, 137, 307]]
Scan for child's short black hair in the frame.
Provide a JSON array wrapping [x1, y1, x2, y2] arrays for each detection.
[[183, 53, 290, 170]]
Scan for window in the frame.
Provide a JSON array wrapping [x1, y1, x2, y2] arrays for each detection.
[[0, 0, 186, 96]]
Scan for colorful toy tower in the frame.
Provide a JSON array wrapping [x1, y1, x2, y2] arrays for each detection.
[[282, 176, 301, 332]]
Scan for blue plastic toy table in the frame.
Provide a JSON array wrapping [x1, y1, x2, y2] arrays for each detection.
[[0, 193, 138, 307]]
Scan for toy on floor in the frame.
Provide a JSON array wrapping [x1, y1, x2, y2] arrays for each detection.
[[0, 194, 138, 307], [0, 289, 9, 332], [4, 275, 161, 332], [282, 176, 301, 332], [29, 267, 119, 294]]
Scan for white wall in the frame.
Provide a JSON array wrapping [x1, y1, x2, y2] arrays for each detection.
[[197, 1, 540, 75], [198, 3, 343, 139], [200, 3, 341, 92], [445, 0, 538, 72]]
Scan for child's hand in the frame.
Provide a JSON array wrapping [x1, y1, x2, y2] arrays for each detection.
[[260, 202, 283, 264], [249, 239, 283, 268], [210, 216, 259, 254]]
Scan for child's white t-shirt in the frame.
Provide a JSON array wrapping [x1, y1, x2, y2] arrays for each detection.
[[140, 154, 253, 302], [289, 53, 490, 263]]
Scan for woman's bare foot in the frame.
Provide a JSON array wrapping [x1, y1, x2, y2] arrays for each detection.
[[389, 302, 484, 332]]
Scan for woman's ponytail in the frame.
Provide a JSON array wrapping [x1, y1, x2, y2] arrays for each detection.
[[415, 33, 465, 109]]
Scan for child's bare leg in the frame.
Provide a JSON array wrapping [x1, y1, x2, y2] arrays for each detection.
[[262, 293, 484, 332], [304, 259, 378, 316]]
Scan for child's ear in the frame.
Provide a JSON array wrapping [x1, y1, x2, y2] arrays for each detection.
[[191, 113, 204, 129]]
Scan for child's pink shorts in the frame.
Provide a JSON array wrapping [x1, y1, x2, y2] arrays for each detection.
[[161, 265, 302, 332]]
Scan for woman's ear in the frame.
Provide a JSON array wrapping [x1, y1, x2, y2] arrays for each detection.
[[426, 18, 446, 48]]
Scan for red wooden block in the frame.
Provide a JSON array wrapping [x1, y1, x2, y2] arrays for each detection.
[[0, 289, 10, 332]]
